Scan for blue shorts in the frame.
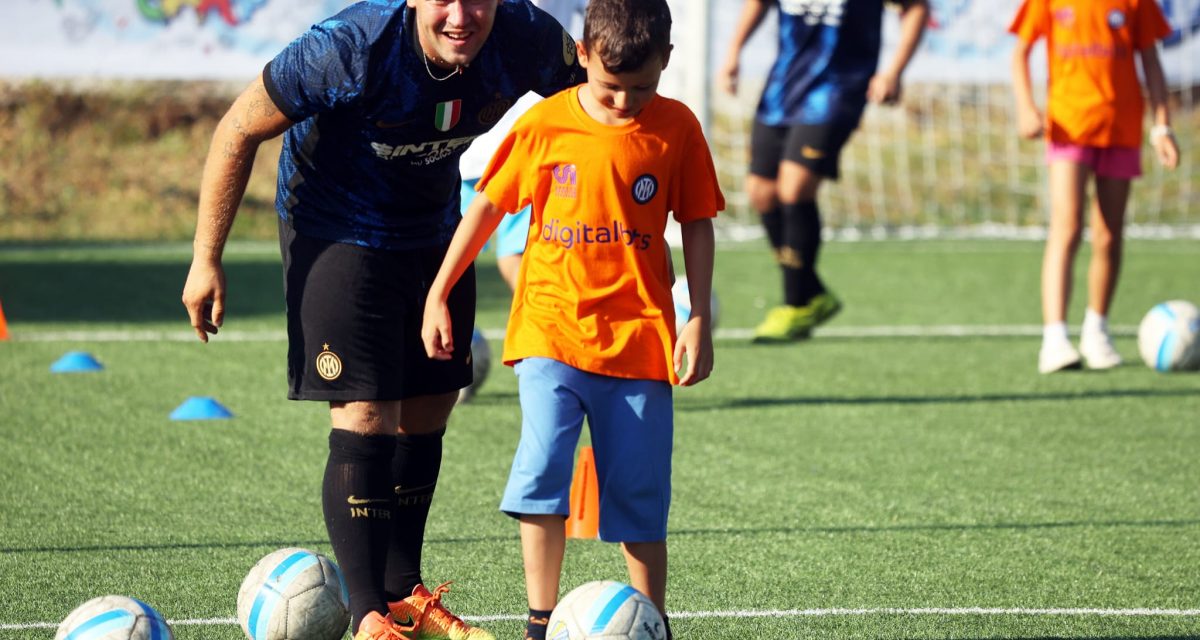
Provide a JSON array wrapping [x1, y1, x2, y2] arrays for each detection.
[[461, 178, 532, 258], [500, 358, 674, 542]]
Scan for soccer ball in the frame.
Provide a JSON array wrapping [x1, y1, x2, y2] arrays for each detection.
[[56, 595, 174, 640], [547, 581, 666, 640], [236, 548, 350, 640], [1137, 300, 1200, 372], [671, 276, 720, 335], [457, 328, 492, 403]]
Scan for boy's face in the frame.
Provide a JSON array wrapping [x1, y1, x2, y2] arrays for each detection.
[[408, 0, 503, 70], [576, 41, 671, 124]]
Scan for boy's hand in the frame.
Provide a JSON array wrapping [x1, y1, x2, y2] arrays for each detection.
[[674, 318, 713, 386], [1016, 104, 1044, 139], [1153, 129, 1180, 170], [421, 299, 454, 360]]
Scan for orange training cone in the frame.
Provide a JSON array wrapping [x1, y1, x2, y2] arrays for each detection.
[[565, 446, 599, 539], [0, 299, 9, 341]]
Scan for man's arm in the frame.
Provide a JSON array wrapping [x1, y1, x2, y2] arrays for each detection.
[[1139, 44, 1180, 169], [182, 74, 293, 342], [422, 192, 507, 360], [868, 0, 929, 104], [718, 0, 771, 96]]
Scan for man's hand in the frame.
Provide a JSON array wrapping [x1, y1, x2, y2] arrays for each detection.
[[181, 258, 225, 343], [867, 71, 902, 105]]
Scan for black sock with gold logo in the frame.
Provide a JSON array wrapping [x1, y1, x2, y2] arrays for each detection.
[[383, 428, 445, 600], [323, 429, 397, 633]]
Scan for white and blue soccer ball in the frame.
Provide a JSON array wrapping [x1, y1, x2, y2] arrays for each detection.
[[1137, 300, 1200, 372], [236, 548, 350, 640], [547, 581, 666, 640], [670, 276, 719, 335], [55, 595, 173, 640], [458, 328, 492, 403]]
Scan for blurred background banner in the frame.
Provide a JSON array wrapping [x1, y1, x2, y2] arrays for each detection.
[[3, 1, 1197, 83]]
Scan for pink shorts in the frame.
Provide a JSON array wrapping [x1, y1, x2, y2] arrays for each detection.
[[1045, 142, 1141, 179]]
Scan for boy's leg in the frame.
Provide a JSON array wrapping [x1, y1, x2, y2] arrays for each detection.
[[502, 359, 589, 637], [621, 541, 667, 613], [520, 514, 566, 639], [1038, 159, 1088, 373]]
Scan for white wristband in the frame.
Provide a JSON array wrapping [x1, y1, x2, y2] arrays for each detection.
[[1150, 124, 1173, 141]]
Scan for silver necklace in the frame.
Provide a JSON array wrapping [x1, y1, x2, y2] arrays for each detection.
[[422, 51, 461, 82]]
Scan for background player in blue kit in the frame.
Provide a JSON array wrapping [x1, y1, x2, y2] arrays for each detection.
[[720, 0, 928, 343], [181, 1, 582, 638]]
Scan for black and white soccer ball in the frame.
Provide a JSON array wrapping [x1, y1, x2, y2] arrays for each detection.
[[547, 581, 666, 640], [56, 595, 174, 640], [236, 548, 350, 640]]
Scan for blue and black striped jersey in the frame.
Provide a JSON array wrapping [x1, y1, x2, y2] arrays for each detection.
[[757, 0, 888, 127], [264, 0, 583, 249]]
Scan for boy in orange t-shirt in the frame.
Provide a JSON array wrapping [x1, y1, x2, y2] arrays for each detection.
[[1010, 0, 1180, 374], [421, 1, 723, 637]]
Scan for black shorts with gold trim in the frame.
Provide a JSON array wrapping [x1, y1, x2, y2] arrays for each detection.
[[279, 220, 475, 401]]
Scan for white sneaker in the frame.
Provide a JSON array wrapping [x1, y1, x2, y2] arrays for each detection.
[[1080, 333, 1123, 370], [1038, 340, 1082, 374]]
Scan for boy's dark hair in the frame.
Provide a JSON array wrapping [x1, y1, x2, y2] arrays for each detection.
[[582, 0, 672, 73]]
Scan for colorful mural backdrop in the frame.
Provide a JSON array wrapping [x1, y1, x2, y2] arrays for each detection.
[[0, 0, 1195, 83]]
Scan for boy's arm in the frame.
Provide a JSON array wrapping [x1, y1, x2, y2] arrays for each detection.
[[1139, 45, 1180, 170], [868, 0, 929, 104], [1010, 37, 1044, 139], [718, 0, 770, 96], [675, 218, 715, 386], [422, 192, 507, 360]]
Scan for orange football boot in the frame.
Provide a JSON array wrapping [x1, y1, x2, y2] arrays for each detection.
[[388, 582, 495, 640], [353, 611, 416, 640]]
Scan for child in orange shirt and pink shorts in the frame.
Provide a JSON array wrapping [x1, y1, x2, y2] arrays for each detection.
[[1010, 0, 1181, 374]]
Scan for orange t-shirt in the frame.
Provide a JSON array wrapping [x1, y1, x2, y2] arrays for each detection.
[[480, 86, 724, 384], [1009, 0, 1171, 148]]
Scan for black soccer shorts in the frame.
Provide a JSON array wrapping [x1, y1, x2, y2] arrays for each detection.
[[749, 116, 862, 181], [279, 221, 476, 401]]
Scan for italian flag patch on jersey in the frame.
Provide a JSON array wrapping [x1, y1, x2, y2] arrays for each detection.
[[434, 99, 462, 131]]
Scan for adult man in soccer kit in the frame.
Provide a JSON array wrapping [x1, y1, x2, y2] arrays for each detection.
[[720, 0, 928, 342], [181, 1, 582, 638]]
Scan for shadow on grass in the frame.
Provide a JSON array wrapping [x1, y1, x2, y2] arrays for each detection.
[[6, 518, 1198, 556], [678, 388, 1200, 411], [0, 255, 513, 325]]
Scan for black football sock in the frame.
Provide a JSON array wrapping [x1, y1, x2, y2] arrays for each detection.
[[761, 206, 784, 252], [781, 199, 825, 306], [524, 608, 554, 640], [383, 428, 444, 601], [323, 429, 397, 633], [664, 614, 673, 640]]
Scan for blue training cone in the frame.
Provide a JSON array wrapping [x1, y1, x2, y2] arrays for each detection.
[[170, 396, 233, 421], [50, 351, 104, 373]]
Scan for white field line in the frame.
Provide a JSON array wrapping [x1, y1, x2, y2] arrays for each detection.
[[9, 325, 1139, 343], [5, 606, 1199, 630]]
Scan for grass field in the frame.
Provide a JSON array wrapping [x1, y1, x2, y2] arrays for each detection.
[[1, 240, 1198, 639]]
